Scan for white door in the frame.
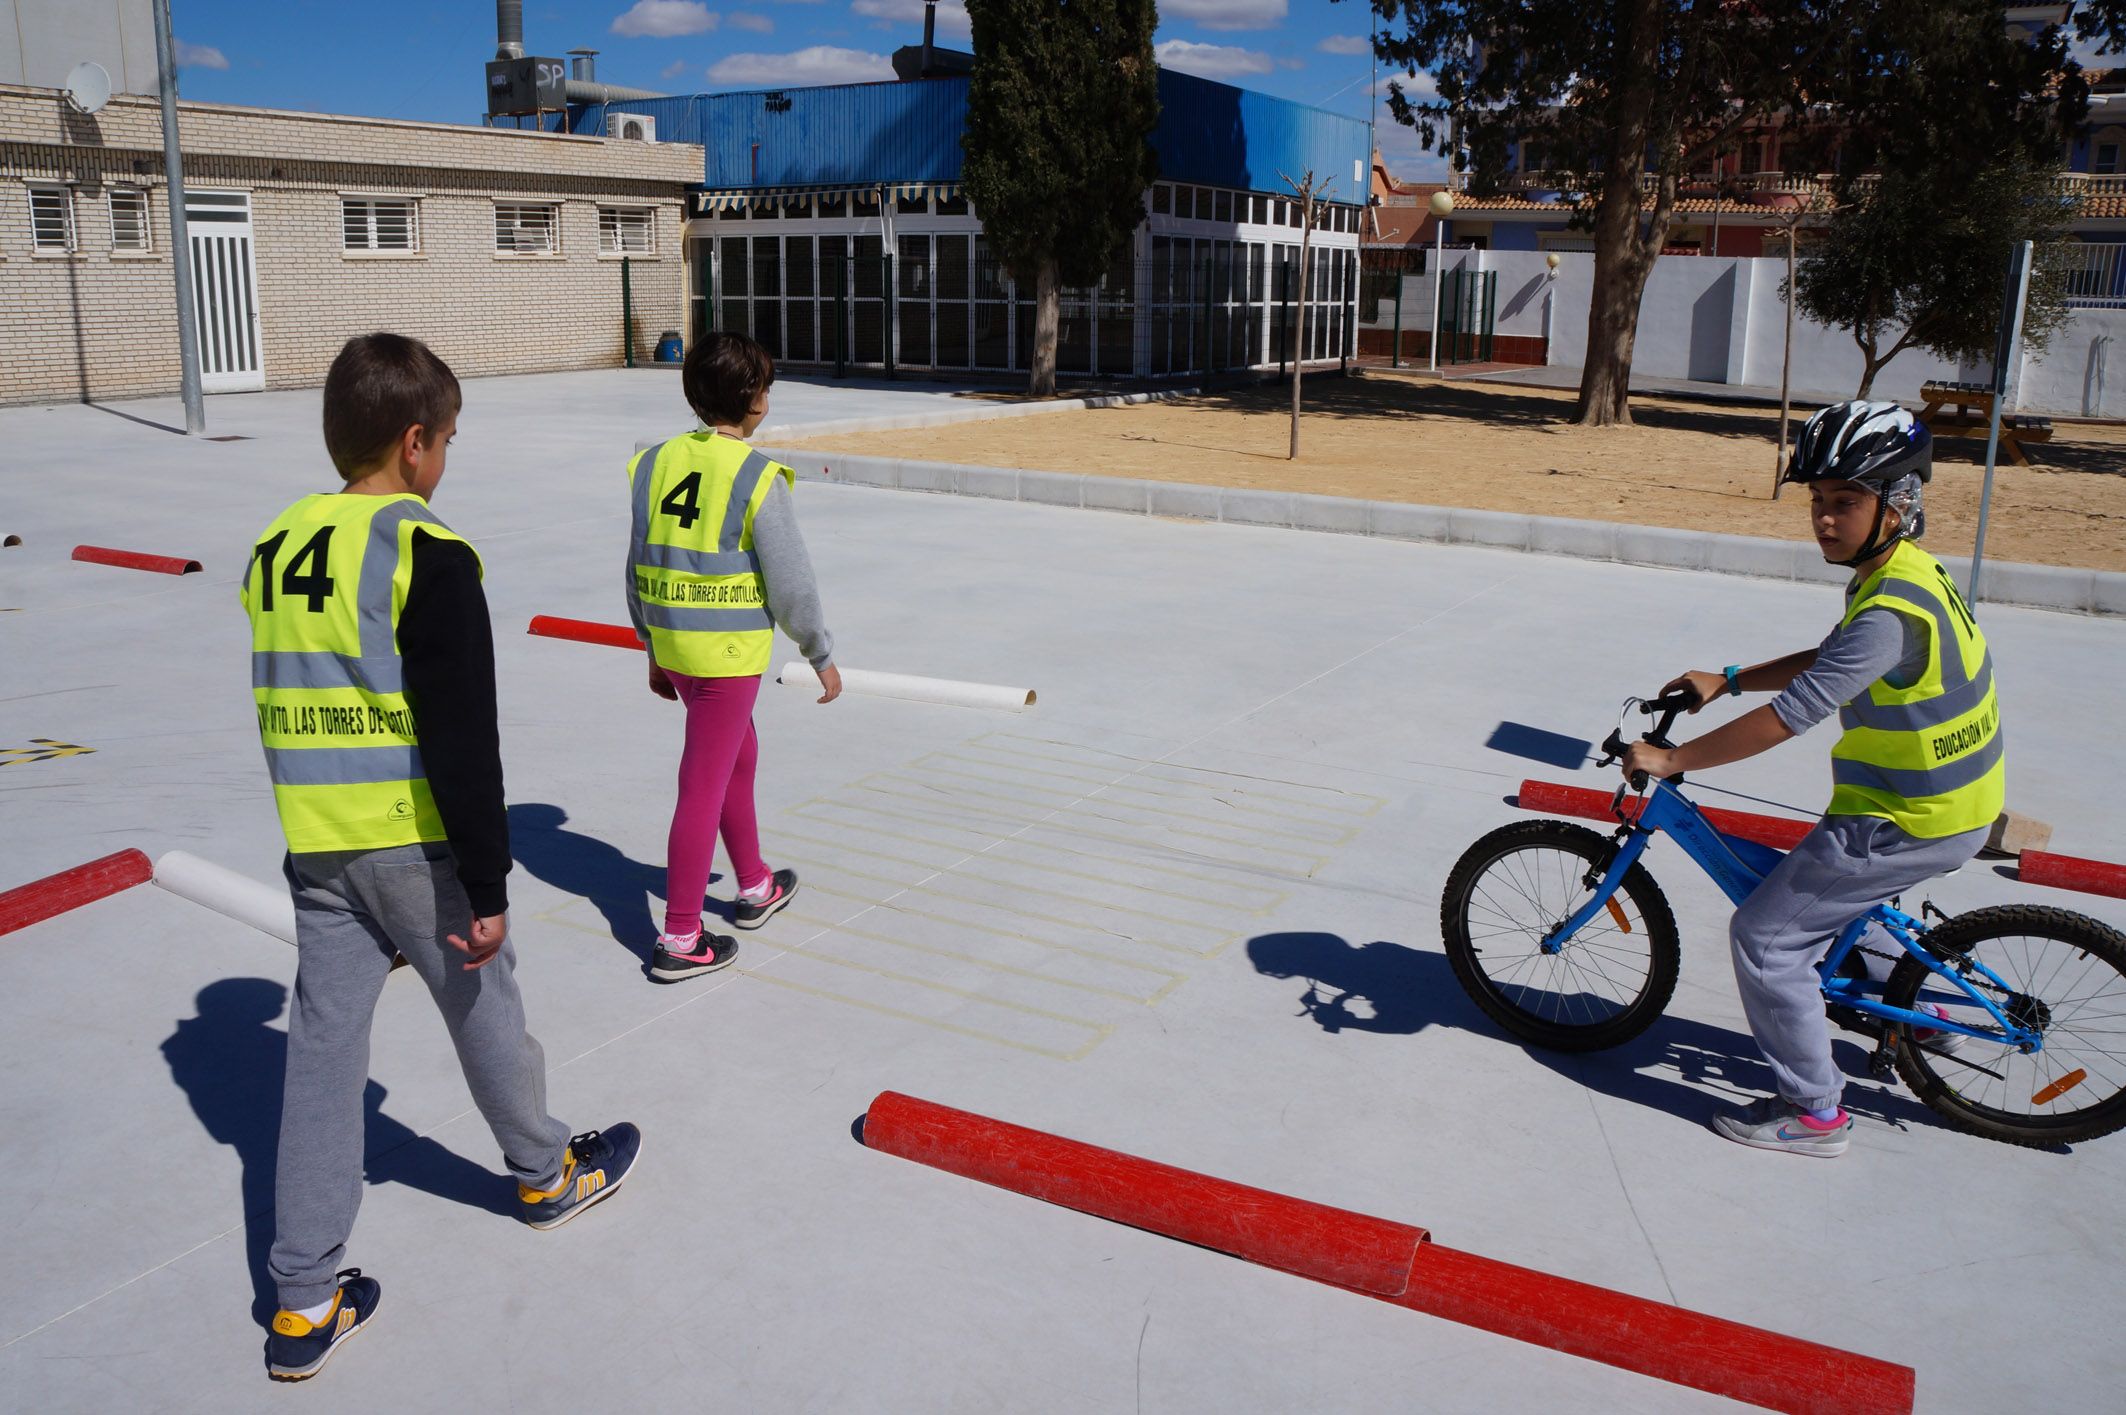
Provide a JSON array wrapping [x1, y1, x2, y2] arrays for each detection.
[[184, 190, 265, 393]]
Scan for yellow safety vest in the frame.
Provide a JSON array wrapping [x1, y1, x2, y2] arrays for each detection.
[[1827, 540, 2004, 839], [239, 493, 480, 854], [627, 432, 792, 677]]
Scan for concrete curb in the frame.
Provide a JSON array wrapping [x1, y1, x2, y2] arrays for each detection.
[[754, 448, 2126, 618], [747, 386, 1200, 443]]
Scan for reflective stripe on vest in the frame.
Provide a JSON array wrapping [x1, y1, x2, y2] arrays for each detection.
[[241, 494, 477, 854], [1826, 541, 2004, 838], [627, 434, 791, 677]]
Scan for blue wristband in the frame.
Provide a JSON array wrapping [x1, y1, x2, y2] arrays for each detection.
[[1723, 664, 1742, 697]]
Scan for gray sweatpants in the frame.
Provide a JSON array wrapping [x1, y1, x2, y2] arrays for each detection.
[[269, 843, 571, 1311], [1729, 814, 1987, 1113]]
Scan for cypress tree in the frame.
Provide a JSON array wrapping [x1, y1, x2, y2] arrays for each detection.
[[963, 0, 1160, 396]]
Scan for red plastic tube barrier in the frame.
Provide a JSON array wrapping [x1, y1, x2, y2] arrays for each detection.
[[861, 1092, 1914, 1415], [526, 615, 645, 651], [71, 545, 202, 575], [0, 849, 153, 937], [2018, 850, 2126, 901], [863, 1090, 1425, 1296], [1518, 778, 1815, 851]]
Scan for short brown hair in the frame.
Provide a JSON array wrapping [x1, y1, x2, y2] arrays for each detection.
[[682, 331, 775, 428], [321, 333, 461, 478]]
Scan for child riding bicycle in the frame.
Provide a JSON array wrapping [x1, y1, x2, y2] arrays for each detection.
[[1620, 400, 2003, 1158]]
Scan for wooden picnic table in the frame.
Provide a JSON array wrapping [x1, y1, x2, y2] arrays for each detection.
[[1918, 381, 2053, 466]]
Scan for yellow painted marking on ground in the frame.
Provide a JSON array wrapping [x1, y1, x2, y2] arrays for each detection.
[[906, 760, 1361, 845], [941, 742, 1384, 822], [779, 802, 1288, 910], [773, 837, 1254, 943], [858, 773, 1346, 866], [769, 909, 1186, 1005], [797, 876, 1237, 961], [737, 969, 1109, 1061], [764, 821, 1275, 917], [737, 942, 1113, 1038], [977, 732, 1389, 814], [798, 791, 1328, 883], [0, 738, 95, 766]]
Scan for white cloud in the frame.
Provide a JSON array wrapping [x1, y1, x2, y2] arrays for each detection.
[[1155, 40, 1272, 80], [661, 58, 693, 79], [729, 10, 774, 32], [1318, 34, 1368, 57], [1163, 0, 1285, 31], [708, 45, 896, 85], [173, 39, 228, 70], [852, 0, 970, 35], [612, 1, 719, 38]]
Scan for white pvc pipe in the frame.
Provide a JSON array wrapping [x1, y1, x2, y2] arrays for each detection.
[[776, 661, 1036, 712], [154, 850, 296, 945]]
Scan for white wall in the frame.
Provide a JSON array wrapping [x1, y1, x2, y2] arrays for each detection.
[[1537, 250, 2116, 417], [0, 0, 160, 96], [1372, 249, 1559, 342]]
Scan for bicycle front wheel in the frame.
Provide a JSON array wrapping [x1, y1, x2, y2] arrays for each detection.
[[1440, 819, 1680, 1051], [1888, 905, 2126, 1147]]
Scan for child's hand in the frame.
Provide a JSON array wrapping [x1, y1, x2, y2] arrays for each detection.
[[648, 661, 678, 700], [448, 913, 508, 971], [815, 663, 843, 704], [1662, 670, 1725, 711], [1620, 742, 1679, 782]]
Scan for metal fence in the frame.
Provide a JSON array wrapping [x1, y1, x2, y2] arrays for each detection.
[[691, 236, 1362, 378], [2062, 242, 2126, 309]]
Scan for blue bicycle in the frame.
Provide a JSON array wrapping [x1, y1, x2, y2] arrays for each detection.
[[1441, 691, 2126, 1146]]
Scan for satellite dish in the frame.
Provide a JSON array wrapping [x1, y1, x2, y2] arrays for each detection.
[[63, 62, 112, 116]]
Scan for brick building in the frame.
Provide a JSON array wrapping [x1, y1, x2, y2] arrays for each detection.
[[0, 83, 702, 407]]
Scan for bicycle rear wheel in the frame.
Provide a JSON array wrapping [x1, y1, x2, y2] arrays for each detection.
[[1440, 819, 1680, 1051], [1887, 905, 2126, 1146]]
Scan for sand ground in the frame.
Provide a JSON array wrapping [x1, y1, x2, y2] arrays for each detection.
[[788, 372, 2126, 572]]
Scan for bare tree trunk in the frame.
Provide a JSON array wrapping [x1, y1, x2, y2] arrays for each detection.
[[1572, 0, 1662, 428], [1290, 211, 1314, 460], [1029, 257, 1060, 397]]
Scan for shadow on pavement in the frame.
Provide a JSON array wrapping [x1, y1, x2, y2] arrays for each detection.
[[1245, 931, 1944, 1135], [510, 803, 716, 963], [161, 978, 515, 1324]]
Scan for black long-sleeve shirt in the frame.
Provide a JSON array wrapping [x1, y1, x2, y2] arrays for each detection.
[[397, 529, 510, 915]]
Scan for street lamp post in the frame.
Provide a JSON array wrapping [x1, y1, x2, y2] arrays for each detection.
[[1427, 189, 1454, 372]]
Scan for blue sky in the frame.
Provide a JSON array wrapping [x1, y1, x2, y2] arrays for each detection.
[[162, 0, 1451, 180]]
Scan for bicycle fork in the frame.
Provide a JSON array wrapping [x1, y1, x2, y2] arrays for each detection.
[[1541, 826, 1655, 955]]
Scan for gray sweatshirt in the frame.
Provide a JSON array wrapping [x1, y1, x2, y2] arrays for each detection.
[[1770, 601, 1926, 735], [626, 467, 835, 672]]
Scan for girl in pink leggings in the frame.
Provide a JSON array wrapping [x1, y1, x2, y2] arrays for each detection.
[[624, 332, 840, 983]]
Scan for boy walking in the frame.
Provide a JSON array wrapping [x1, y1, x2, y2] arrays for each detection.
[[242, 334, 641, 1379], [1623, 401, 2002, 1158]]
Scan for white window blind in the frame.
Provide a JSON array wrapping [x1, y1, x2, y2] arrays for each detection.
[[598, 205, 654, 255], [494, 203, 558, 254], [29, 186, 75, 252], [109, 188, 150, 251], [342, 197, 418, 252]]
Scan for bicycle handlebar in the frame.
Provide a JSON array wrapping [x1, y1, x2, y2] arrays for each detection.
[[1598, 690, 1700, 793]]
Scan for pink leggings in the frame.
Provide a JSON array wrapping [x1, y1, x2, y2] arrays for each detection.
[[661, 670, 770, 938]]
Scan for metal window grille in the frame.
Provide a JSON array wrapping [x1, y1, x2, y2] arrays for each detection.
[[29, 186, 75, 252], [2062, 242, 2126, 308], [494, 203, 558, 254], [109, 187, 150, 251], [342, 197, 418, 252], [599, 206, 655, 255]]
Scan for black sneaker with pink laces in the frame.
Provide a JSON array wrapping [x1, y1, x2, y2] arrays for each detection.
[[732, 868, 799, 930], [648, 930, 740, 982]]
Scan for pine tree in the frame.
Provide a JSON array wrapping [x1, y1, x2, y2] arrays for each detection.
[[963, 0, 1160, 396]]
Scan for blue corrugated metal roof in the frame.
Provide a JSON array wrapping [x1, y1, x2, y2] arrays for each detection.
[[576, 70, 1369, 202]]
